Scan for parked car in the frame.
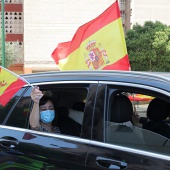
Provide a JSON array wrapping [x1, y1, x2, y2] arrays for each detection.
[[0, 70, 170, 169]]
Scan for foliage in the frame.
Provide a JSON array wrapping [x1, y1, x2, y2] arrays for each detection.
[[126, 21, 170, 71], [0, 30, 18, 68]]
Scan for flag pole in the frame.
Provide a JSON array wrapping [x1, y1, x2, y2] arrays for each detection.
[[1, 0, 6, 67]]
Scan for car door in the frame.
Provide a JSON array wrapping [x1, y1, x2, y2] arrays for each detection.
[[0, 82, 98, 169], [86, 83, 170, 170], [0, 126, 90, 170]]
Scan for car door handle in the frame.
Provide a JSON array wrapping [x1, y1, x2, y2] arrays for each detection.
[[0, 138, 19, 148], [96, 156, 127, 169]]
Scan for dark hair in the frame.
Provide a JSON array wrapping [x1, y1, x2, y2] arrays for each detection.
[[39, 95, 57, 125], [39, 95, 55, 106]]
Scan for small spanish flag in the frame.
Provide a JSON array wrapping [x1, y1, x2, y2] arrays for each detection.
[[0, 66, 27, 106], [52, 0, 130, 71], [128, 94, 154, 102]]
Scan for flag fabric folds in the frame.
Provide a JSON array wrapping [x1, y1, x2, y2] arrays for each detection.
[[128, 94, 154, 102], [0, 66, 27, 106], [52, 0, 130, 71]]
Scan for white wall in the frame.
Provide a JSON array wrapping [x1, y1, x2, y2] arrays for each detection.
[[132, 0, 170, 27]]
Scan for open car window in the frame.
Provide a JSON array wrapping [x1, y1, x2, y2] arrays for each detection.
[[34, 83, 90, 137], [2, 83, 92, 138]]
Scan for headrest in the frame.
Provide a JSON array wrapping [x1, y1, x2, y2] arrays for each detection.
[[72, 102, 85, 112], [111, 95, 133, 123], [147, 98, 169, 121]]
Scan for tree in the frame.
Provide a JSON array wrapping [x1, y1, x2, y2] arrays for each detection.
[[126, 21, 170, 71], [0, 31, 18, 68]]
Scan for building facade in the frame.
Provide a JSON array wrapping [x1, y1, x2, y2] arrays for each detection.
[[131, 0, 170, 27], [0, 0, 23, 74], [1, 0, 170, 74], [1, 0, 131, 73]]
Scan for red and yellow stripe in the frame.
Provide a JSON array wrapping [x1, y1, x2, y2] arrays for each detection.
[[0, 67, 27, 106], [128, 94, 154, 102]]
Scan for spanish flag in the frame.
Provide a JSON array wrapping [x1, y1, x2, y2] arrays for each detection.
[[0, 66, 27, 106], [52, 0, 130, 71], [128, 94, 154, 102]]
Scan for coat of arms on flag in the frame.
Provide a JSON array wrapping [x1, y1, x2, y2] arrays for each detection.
[[84, 40, 110, 70]]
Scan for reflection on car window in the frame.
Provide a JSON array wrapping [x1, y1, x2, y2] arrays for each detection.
[[5, 87, 32, 128], [0, 87, 26, 124], [105, 88, 170, 156], [106, 123, 170, 156]]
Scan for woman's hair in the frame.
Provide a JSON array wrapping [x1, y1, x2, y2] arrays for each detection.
[[39, 95, 55, 107], [39, 95, 58, 125]]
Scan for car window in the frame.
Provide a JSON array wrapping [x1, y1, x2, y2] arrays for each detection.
[[104, 86, 170, 156], [29, 83, 90, 137], [1, 82, 93, 138], [3, 87, 32, 128], [0, 87, 26, 125]]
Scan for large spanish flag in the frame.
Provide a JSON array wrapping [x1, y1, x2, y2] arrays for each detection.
[[0, 66, 27, 106], [52, 0, 130, 71]]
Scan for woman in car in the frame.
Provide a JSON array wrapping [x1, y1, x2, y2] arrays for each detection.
[[29, 87, 60, 133]]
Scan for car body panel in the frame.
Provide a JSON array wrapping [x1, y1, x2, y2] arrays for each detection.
[[86, 141, 170, 170], [1, 71, 170, 169], [21, 71, 170, 92], [0, 126, 90, 169]]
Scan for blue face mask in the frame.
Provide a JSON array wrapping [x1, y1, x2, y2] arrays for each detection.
[[40, 110, 55, 124]]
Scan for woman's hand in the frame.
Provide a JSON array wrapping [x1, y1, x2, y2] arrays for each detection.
[[31, 87, 43, 104]]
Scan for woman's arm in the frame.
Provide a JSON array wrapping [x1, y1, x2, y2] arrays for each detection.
[[29, 87, 43, 130]]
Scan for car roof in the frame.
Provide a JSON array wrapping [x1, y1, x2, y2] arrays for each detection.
[[20, 70, 170, 92]]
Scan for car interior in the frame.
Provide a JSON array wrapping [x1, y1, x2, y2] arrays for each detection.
[[0, 84, 88, 137], [32, 84, 88, 137], [105, 89, 170, 152]]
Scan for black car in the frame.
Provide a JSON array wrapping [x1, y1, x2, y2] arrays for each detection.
[[1, 70, 170, 170]]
